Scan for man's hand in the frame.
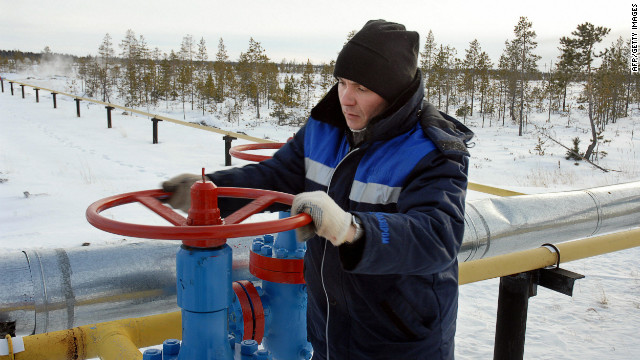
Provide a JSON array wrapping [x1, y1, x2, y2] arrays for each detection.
[[162, 173, 208, 212], [291, 191, 355, 246]]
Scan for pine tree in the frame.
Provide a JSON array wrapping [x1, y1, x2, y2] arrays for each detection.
[[555, 37, 580, 112], [462, 39, 481, 116], [158, 51, 176, 108], [319, 60, 335, 92], [593, 37, 629, 126], [262, 62, 280, 110], [97, 33, 115, 102], [178, 34, 196, 117], [565, 137, 582, 161], [196, 37, 210, 115], [237, 38, 270, 118], [138, 35, 155, 108], [42, 46, 53, 62], [213, 38, 230, 103], [301, 59, 316, 109], [118, 29, 141, 107], [432, 44, 457, 112], [477, 51, 493, 126], [498, 39, 519, 126], [420, 30, 437, 101], [344, 30, 357, 46], [561, 23, 610, 160], [511, 16, 541, 136]]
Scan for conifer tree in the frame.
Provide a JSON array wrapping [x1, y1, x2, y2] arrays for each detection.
[[319, 60, 335, 92], [593, 37, 629, 126], [477, 51, 493, 126], [420, 30, 437, 101], [158, 51, 176, 108], [555, 37, 580, 112], [301, 59, 316, 109], [237, 38, 270, 118], [178, 34, 196, 117], [262, 62, 280, 110], [344, 30, 357, 46], [195, 37, 210, 115], [118, 29, 141, 107], [512, 16, 540, 136], [432, 45, 457, 113], [213, 38, 231, 102], [97, 33, 115, 102], [560, 22, 610, 160], [137, 35, 155, 107], [462, 39, 481, 116]]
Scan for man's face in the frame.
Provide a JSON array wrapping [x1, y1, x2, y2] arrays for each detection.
[[337, 78, 388, 130]]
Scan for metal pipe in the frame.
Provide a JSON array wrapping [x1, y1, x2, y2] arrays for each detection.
[[1, 182, 638, 336], [0, 312, 181, 360], [0, 239, 254, 336], [459, 226, 640, 285], [460, 181, 640, 262]]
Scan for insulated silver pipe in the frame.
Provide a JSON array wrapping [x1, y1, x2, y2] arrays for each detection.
[[1, 182, 639, 336], [460, 181, 640, 262], [0, 238, 254, 336]]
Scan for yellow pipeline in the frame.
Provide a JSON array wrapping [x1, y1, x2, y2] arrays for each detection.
[[460, 226, 640, 285], [467, 182, 525, 197], [5, 79, 274, 144], [0, 312, 181, 360], [2, 228, 639, 358]]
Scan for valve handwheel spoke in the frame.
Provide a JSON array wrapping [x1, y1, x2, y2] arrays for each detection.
[[224, 194, 280, 225], [136, 194, 187, 226], [86, 186, 311, 246]]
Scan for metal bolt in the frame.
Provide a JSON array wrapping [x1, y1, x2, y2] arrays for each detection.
[[261, 245, 273, 257], [254, 349, 271, 359], [240, 339, 258, 355], [252, 241, 264, 252], [263, 234, 274, 244], [163, 339, 180, 355], [276, 248, 288, 258], [142, 348, 162, 360]]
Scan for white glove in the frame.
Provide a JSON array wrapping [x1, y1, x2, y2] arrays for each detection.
[[291, 191, 355, 246], [162, 173, 209, 212]]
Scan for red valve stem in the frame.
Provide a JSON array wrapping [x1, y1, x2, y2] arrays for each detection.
[[185, 171, 224, 247]]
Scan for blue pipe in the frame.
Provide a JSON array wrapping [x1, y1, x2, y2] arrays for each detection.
[[260, 212, 312, 360], [176, 244, 233, 360]]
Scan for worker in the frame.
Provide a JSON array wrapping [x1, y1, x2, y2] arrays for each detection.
[[163, 19, 473, 360]]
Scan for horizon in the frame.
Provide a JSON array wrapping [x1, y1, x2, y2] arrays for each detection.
[[1, 1, 631, 70]]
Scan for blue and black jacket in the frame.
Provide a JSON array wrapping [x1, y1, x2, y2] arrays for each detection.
[[210, 72, 473, 359]]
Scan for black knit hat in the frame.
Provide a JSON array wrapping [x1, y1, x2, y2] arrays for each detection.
[[334, 19, 419, 103]]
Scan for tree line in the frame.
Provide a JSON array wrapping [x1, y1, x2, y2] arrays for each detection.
[[1, 16, 637, 161]]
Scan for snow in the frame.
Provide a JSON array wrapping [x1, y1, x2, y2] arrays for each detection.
[[1, 70, 640, 359]]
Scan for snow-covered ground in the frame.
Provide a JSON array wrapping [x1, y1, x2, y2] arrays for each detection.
[[1, 71, 640, 359]]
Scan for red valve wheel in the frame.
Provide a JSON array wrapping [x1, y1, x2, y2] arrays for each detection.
[[229, 143, 285, 162], [86, 187, 311, 247]]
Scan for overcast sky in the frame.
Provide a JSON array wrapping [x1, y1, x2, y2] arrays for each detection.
[[1, 0, 631, 69]]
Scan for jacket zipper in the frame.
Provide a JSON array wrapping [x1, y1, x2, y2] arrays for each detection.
[[321, 145, 359, 360]]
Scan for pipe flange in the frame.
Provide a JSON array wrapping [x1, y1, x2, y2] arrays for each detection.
[[249, 251, 304, 284], [232, 281, 265, 343]]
